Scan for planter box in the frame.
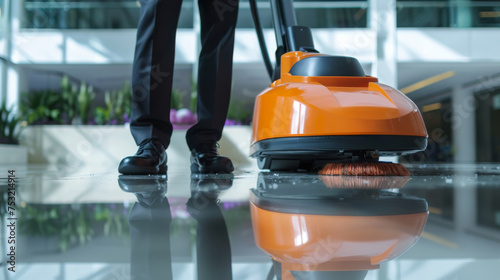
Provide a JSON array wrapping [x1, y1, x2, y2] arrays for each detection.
[[0, 144, 28, 176], [0, 144, 28, 164], [20, 125, 255, 169]]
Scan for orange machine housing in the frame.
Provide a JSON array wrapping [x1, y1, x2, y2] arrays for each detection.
[[251, 51, 427, 143]]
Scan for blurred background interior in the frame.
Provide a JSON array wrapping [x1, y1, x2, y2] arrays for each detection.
[[1, 0, 500, 166], [0, 0, 499, 166]]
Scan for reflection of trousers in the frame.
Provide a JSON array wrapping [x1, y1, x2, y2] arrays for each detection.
[[129, 196, 173, 280], [130, 0, 239, 150], [188, 194, 233, 280], [129, 193, 232, 280]]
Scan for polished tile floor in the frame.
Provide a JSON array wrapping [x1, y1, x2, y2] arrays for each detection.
[[1, 163, 500, 280]]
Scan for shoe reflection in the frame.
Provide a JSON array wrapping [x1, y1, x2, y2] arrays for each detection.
[[251, 172, 428, 280], [118, 175, 172, 280], [118, 174, 234, 280]]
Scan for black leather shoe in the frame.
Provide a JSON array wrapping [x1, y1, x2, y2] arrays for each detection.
[[190, 143, 234, 174], [118, 138, 167, 175]]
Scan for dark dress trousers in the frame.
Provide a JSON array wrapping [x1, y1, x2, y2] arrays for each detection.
[[130, 0, 239, 150]]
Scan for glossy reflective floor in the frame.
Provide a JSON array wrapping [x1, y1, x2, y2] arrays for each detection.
[[1, 163, 500, 280]]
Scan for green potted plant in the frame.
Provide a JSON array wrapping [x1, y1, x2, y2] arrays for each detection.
[[0, 100, 27, 164], [60, 75, 79, 124], [93, 81, 132, 125], [0, 102, 22, 144], [20, 89, 62, 125], [77, 82, 95, 125]]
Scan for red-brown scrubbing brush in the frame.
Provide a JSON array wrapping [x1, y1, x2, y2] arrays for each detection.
[[319, 162, 411, 176], [319, 175, 410, 189]]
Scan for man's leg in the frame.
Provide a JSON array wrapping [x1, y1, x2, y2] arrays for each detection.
[[186, 0, 239, 149], [187, 0, 239, 173], [120, 0, 183, 175], [130, 0, 183, 147]]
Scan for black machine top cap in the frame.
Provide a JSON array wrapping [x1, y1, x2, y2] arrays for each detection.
[[289, 55, 366, 77]]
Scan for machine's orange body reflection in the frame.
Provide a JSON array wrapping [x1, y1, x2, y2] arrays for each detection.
[[250, 173, 428, 280]]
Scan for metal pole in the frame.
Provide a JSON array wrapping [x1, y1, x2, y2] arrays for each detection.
[[0, 0, 12, 104], [369, 0, 397, 88]]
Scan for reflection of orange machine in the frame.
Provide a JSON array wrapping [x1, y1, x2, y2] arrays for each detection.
[[250, 173, 428, 280]]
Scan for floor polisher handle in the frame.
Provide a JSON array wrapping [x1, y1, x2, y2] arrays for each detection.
[[250, 0, 318, 82]]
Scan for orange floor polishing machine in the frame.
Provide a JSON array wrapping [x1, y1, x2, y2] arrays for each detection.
[[248, 0, 428, 171]]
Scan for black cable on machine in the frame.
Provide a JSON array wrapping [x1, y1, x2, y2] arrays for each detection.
[[249, 0, 274, 80], [266, 266, 276, 280]]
